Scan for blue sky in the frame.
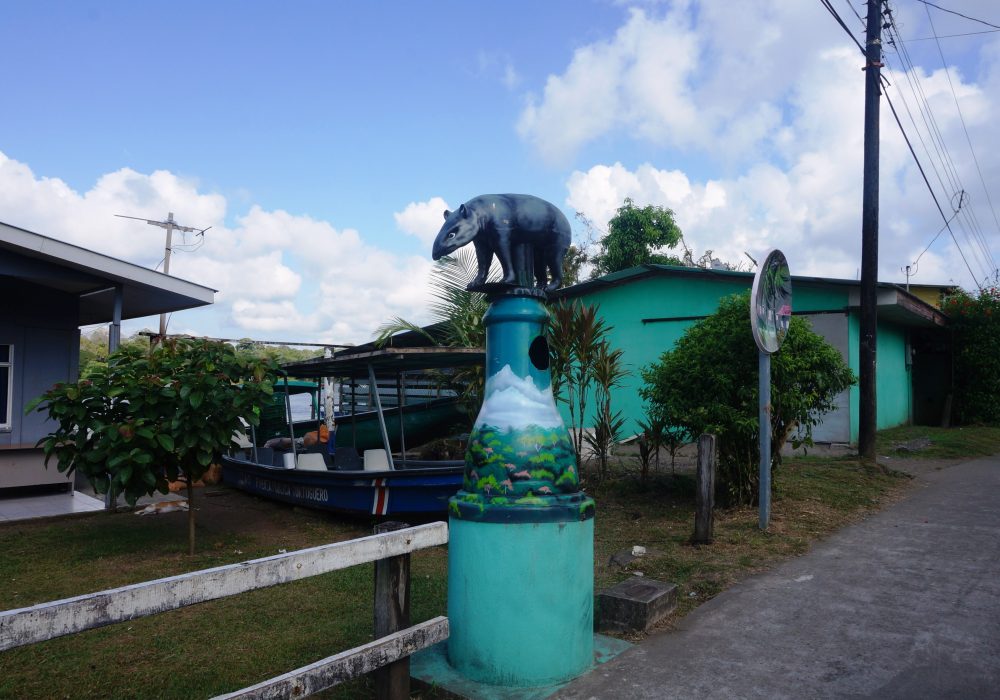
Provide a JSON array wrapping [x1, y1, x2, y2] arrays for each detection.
[[2, 1, 998, 344]]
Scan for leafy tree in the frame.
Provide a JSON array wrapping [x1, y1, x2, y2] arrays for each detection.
[[234, 340, 324, 365], [29, 339, 279, 554], [79, 329, 152, 378], [560, 244, 590, 287], [942, 285, 1000, 424], [641, 292, 855, 505], [591, 198, 683, 277]]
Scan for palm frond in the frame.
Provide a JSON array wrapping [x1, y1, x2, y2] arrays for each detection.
[[373, 317, 436, 347]]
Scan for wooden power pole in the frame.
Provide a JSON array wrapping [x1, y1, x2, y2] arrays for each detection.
[[858, 0, 884, 460], [115, 212, 206, 342]]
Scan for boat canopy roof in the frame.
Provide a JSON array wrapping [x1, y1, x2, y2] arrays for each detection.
[[282, 347, 484, 379], [273, 379, 319, 394]]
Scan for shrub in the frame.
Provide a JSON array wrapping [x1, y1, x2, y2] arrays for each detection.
[[942, 285, 1000, 425], [641, 291, 855, 505], [29, 338, 279, 554]]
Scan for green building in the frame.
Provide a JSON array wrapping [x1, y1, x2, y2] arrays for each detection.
[[557, 265, 951, 445]]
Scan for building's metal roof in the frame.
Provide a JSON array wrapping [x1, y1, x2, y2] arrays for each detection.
[[557, 263, 955, 297], [0, 220, 215, 324], [556, 264, 950, 328]]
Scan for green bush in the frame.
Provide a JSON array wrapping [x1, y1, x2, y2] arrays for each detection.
[[641, 291, 855, 505], [29, 338, 279, 554], [942, 285, 1000, 425]]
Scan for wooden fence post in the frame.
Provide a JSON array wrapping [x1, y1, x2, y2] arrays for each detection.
[[373, 521, 411, 700], [692, 434, 716, 544]]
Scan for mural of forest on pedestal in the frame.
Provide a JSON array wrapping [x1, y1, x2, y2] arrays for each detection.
[[450, 364, 592, 520]]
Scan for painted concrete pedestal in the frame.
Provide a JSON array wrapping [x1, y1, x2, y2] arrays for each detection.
[[448, 517, 594, 686], [446, 292, 596, 688]]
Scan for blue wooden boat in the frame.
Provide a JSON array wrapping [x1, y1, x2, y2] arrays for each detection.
[[223, 347, 482, 516], [221, 450, 464, 516]]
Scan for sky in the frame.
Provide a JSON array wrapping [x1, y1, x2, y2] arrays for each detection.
[[2, 0, 998, 345]]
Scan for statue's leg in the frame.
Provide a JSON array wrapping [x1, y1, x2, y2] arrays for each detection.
[[496, 230, 516, 284], [545, 242, 568, 292], [469, 239, 493, 289], [533, 247, 548, 289]]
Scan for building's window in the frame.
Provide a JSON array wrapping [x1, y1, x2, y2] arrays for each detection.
[[0, 345, 11, 429]]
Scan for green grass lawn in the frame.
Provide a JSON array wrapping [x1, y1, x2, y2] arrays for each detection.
[[2, 425, 995, 698], [875, 424, 1000, 459]]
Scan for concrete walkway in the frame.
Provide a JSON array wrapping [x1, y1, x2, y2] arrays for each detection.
[[556, 456, 1000, 699], [0, 489, 104, 523]]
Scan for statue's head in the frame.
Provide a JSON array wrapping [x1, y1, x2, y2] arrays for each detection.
[[432, 204, 478, 260]]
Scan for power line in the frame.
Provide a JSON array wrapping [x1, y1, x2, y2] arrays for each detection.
[[821, 0, 989, 288], [903, 28, 1000, 41], [882, 8, 993, 283], [925, 4, 1000, 270], [883, 90, 982, 289], [913, 205, 961, 266], [913, 0, 1000, 31], [821, 0, 865, 52]]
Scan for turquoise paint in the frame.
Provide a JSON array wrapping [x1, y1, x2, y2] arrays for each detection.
[[447, 517, 595, 686], [849, 312, 860, 442], [565, 272, 851, 437], [875, 323, 912, 429], [483, 295, 551, 389], [446, 292, 596, 687], [848, 313, 913, 441], [563, 267, 922, 444]]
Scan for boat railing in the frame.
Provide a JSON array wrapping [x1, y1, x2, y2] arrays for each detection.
[[0, 521, 450, 699]]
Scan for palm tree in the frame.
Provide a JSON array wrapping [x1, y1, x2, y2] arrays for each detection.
[[374, 248, 498, 420]]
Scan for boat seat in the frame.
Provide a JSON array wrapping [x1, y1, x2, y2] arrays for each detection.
[[296, 453, 328, 472], [333, 447, 362, 471], [364, 449, 390, 471]]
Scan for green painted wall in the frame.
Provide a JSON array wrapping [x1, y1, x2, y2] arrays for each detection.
[[566, 268, 915, 445], [567, 271, 850, 438], [848, 314, 912, 442]]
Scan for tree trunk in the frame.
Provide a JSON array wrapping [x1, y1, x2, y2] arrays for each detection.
[[186, 477, 196, 556]]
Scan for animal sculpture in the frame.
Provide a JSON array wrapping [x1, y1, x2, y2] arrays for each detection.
[[431, 194, 572, 292]]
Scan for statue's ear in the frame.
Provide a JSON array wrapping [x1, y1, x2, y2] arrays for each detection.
[[443, 210, 451, 220], [459, 203, 468, 217]]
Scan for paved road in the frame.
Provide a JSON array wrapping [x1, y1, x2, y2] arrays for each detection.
[[556, 456, 1000, 699]]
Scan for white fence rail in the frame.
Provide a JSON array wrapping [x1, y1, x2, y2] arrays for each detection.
[[0, 521, 449, 699]]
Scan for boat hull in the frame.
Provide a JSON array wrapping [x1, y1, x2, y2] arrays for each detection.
[[221, 455, 464, 516]]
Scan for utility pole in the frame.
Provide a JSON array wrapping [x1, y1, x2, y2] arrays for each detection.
[[115, 212, 206, 342], [858, 0, 884, 461]]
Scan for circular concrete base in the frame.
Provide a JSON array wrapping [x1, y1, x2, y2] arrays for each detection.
[[447, 516, 594, 687]]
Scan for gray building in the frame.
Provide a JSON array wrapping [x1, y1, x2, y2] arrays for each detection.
[[0, 221, 215, 491]]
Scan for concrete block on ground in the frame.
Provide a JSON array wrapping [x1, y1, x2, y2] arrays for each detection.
[[596, 578, 677, 633]]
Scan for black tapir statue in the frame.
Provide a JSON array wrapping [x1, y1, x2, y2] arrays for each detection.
[[431, 194, 571, 292]]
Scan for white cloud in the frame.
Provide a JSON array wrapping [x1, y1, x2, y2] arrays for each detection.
[[394, 197, 451, 246], [0, 152, 435, 343], [557, 5, 1000, 291], [0, 152, 226, 266], [517, 3, 837, 165]]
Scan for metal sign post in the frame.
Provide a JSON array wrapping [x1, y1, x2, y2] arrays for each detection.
[[750, 249, 792, 531]]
